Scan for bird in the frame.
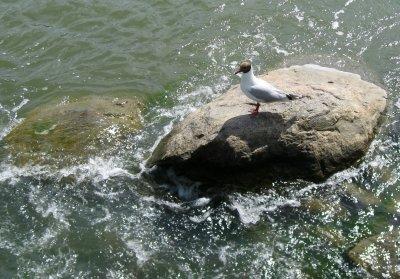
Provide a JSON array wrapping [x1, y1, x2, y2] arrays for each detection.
[[234, 60, 299, 116]]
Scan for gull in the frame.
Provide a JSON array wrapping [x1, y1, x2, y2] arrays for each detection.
[[234, 60, 299, 115]]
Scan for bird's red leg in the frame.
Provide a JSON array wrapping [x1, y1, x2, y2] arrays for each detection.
[[249, 102, 260, 116]]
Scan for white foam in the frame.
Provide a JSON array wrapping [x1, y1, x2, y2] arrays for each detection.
[[192, 197, 211, 207], [273, 46, 289, 56], [125, 240, 152, 267], [24, 228, 58, 250], [23, 249, 78, 278], [0, 157, 135, 185], [11, 98, 29, 113], [177, 86, 213, 102], [140, 121, 174, 174], [189, 211, 211, 223], [270, 37, 290, 56], [93, 190, 124, 200], [293, 5, 304, 22], [215, 3, 225, 13], [140, 83, 220, 175], [334, 10, 344, 20], [218, 246, 230, 264], [0, 164, 48, 185], [332, 8, 344, 31], [28, 188, 70, 228], [0, 98, 29, 140], [229, 194, 301, 225], [332, 0, 356, 32], [395, 98, 400, 109], [332, 21, 340, 30], [142, 196, 186, 211], [105, 124, 119, 136], [58, 157, 136, 183], [91, 207, 111, 224]]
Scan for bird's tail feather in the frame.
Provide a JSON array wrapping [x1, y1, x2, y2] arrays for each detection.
[[286, 93, 303, 100], [276, 89, 303, 100]]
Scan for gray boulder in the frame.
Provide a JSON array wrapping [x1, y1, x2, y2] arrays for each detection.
[[148, 65, 387, 183]]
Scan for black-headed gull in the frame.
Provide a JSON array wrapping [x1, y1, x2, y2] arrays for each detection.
[[234, 60, 299, 115]]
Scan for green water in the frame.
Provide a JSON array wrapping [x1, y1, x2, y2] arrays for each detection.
[[0, 0, 399, 277]]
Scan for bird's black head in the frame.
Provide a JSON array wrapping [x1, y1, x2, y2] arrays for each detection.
[[235, 60, 251, 75]]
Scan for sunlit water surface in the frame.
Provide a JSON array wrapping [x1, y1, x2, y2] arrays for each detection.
[[0, 0, 399, 277]]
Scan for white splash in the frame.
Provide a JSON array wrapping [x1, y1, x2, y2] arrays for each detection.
[[189, 210, 211, 223], [0, 98, 29, 140], [192, 197, 211, 207], [332, 0, 356, 32], [218, 245, 230, 264], [91, 207, 112, 225], [126, 240, 152, 267], [0, 164, 48, 185], [142, 195, 186, 212], [395, 98, 400, 109], [332, 10, 344, 30], [216, 3, 226, 13], [273, 46, 289, 56], [28, 188, 70, 228], [271, 37, 290, 56], [230, 194, 301, 225], [293, 5, 304, 22], [0, 157, 135, 185], [345, 0, 355, 6], [58, 157, 136, 183], [139, 82, 224, 176]]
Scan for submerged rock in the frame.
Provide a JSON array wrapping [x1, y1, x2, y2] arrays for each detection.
[[343, 182, 381, 207], [348, 229, 400, 278], [302, 197, 348, 218], [4, 95, 142, 166], [148, 65, 387, 183]]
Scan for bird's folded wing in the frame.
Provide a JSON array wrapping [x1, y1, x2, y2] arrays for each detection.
[[249, 84, 287, 102]]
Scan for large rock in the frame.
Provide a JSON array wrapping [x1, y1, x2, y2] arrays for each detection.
[[348, 229, 400, 278], [148, 65, 387, 183], [4, 95, 142, 166]]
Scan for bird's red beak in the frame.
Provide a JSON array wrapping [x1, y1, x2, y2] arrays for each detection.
[[234, 68, 241, 75]]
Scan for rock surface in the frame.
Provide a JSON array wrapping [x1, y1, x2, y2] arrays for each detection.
[[348, 229, 400, 278], [4, 95, 142, 166], [148, 65, 387, 183]]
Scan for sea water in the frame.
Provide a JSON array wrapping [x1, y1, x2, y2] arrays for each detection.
[[0, 0, 399, 277]]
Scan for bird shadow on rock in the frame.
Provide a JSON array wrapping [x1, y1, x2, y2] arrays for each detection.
[[215, 111, 289, 150], [191, 111, 292, 174]]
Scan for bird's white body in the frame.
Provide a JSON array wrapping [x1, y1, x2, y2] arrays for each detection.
[[239, 68, 288, 103]]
